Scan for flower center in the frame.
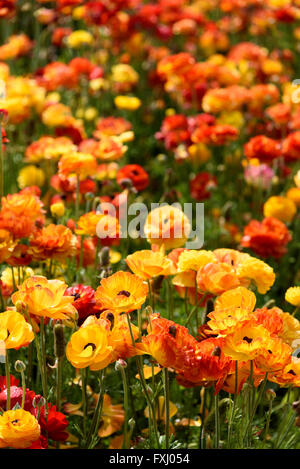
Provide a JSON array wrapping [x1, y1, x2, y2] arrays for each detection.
[[12, 419, 19, 425], [84, 343, 96, 351], [168, 325, 177, 338], [243, 336, 253, 344], [117, 290, 130, 297], [211, 346, 221, 357]]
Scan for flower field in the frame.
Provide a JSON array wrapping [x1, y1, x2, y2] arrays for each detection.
[[0, 0, 300, 451]]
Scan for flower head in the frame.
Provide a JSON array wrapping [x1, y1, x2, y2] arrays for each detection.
[[0, 409, 40, 449], [95, 271, 148, 314]]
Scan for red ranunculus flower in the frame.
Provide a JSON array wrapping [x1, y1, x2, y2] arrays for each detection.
[[241, 217, 291, 259], [117, 164, 149, 191], [190, 172, 217, 201]]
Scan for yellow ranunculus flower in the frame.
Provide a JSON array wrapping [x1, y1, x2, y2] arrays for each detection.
[[17, 165, 45, 189], [66, 324, 113, 370], [0, 409, 40, 449], [285, 286, 300, 307], [236, 257, 275, 294], [66, 30, 93, 48], [126, 249, 174, 280], [286, 187, 300, 207], [0, 310, 34, 349], [263, 196, 297, 223], [114, 95, 141, 111], [50, 201, 65, 218], [177, 250, 217, 272], [111, 64, 139, 85], [144, 205, 191, 250], [12, 276, 77, 321]]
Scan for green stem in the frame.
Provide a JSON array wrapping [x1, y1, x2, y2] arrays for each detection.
[[20, 370, 26, 409], [5, 350, 10, 410], [227, 360, 238, 446], [56, 357, 62, 412], [86, 369, 105, 449], [163, 367, 170, 449], [215, 393, 220, 449], [75, 174, 80, 220], [81, 367, 88, 443], [119, 365, 129, 449], [40, 318, 48, 398]]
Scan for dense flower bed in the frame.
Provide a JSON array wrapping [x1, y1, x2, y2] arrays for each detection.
[[0, 0, 299, 450]]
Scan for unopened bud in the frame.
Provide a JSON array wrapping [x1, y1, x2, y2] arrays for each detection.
[[99, 246, 110, 267], [128, 418, 135, 431], [144, 306, 153, 317], [265, 389, 276, 401], [15, 360, 26, 373], [15, 300, 24, 313], [54, 324, 65, 359], [115, 359, 127, 371], [119, 178, 133, 189]]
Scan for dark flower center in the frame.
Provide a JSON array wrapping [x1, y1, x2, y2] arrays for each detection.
[[84, 343, 96, 351], [168, 325, 177, 338], [12, 419, 19, 425], [73, 293, 81, 300], [211, 346, 221, 357], [243, 336, 253, 344], [117, 290, 130, 297], [106, 312, 115, 329]]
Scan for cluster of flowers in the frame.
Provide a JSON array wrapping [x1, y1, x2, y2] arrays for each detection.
[[0, 0, 300, 451]]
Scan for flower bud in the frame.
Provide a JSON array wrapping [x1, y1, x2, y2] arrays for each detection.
[[265, 389, 276, 401], [115, 359, 127, 371], [54, 324, 65, 359], [99, 246, 110, 267], [15, 360, 26, 373]]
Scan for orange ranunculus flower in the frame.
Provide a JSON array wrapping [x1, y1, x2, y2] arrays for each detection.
[[91, 137, 127, 161], [66, 322, 113, 370], [58, 151, 97, 179], [222, 319, 272, 362], [207, 287, 256, 335], [126, 249, 174, 280], [25, 136, 76, 163], [0, 310, 34, 349], [11, 276, 77, 321], [254, 337, 292, 373], [0, 190, 45, 239], [97, 394, 125, 438], [253, 307, 284, 337], [95, 271, 148, 314], [0, 229, 16, 263], [0, 409, 40, 449], [214, 286, 256, 312], [76, 211, 103, 237], [269, 357, 300, 387], [141, 313, 198, 370], [263, 196, 297, 223], [144, 205, 191, 250], [196, 262, 240, 295], [29, 224, 76, 261]]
